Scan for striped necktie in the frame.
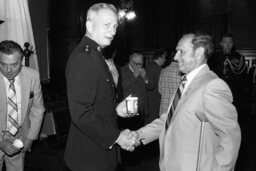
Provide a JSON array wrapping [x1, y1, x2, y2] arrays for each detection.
[[165, 76, 187, 130], [7, 79, 19, 136]]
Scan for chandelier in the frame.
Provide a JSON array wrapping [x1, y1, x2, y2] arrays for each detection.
[[118, 0, 136, 22]]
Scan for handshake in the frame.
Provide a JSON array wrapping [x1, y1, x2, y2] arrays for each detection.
[[115, 95, 144, 151], [116, 129, 142, 152]]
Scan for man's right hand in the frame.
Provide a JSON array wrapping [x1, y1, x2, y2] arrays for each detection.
[[0, 138, 21, 156], [116, 129, 138, 152], [133, 68, 140, 78]]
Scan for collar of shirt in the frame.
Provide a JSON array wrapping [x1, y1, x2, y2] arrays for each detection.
[[2, 74, 20, 93], [105, 59, 117, 74], [154, 60, 161, 66], [128, 64, 134, 73], [105, 58, 113, 66], [182, 64, 207, 94]]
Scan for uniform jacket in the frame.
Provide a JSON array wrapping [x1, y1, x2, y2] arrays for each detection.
[[208, 50, 248, 104], [139, 65, 241, 171], [65, 36, 120, 171]]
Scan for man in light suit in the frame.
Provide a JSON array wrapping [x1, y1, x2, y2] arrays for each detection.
[[136, 33, 241, 171], [0, 40, 45, 171]]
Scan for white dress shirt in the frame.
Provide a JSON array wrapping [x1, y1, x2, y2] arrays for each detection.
[[182, 64, 207, 95]]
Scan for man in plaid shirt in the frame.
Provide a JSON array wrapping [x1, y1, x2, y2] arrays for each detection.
[[158, 62, 182, 115]]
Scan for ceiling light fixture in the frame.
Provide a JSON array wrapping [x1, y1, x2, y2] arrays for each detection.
[[118, 0, 136, 23]]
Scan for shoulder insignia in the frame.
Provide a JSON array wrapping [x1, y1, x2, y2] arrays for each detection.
[[85, 45, 90, 53]]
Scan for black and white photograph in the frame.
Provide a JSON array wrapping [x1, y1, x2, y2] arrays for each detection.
[[0, 0, 256, 171]]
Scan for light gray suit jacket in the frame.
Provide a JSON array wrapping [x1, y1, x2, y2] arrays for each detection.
[[0, 66, 45, 142], [139, 65, 241, 171]]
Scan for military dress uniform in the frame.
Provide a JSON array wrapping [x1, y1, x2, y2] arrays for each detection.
[[209, 50, 248, 111], [65, 36, 120, 171]]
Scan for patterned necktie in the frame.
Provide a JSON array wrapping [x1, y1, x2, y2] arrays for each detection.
[[7, 79, 19, 136], [165, 76, 187, 130]]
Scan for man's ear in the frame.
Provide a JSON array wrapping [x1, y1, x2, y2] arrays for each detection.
[[86, 21, 93, 34], [195, 47, 205, 60]]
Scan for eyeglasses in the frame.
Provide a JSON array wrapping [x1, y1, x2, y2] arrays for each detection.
[[131, 59, 143, 66]]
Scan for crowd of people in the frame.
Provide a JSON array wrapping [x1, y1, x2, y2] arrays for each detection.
[[0, 2, 255, 171]]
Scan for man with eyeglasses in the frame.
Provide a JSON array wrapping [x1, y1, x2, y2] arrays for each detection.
[[119, 52, 153, 164], [120, 53, 153, 119]]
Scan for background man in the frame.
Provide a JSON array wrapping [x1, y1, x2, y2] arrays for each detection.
[[65, 3, 136, 171], [136, 33, 241, 171], [158, 50, 182, 115], [208, 33, 248, 115], [0, 40, 45, 171], [119, 52, 153, 165], [120, 52, 153, 129]]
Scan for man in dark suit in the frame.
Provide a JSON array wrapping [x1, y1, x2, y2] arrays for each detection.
[[0, 40, 45, 171], [120, 53, 153, 128], [65, 3, 137, 171], [119, 52, 153, 165]]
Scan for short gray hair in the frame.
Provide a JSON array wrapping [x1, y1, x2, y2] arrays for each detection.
[[191, 32, 214, 59], [129, 52, 143, 61], [86, 3, 117, 22]]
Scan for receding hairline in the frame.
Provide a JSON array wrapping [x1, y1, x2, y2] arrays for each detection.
[[130, 52, 143, 61], [0, 40, 24, 57], [86, 3, 117, 21]]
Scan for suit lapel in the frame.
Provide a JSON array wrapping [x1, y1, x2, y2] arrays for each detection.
[[19, 68, 30, 123], [0, 74, 7, 131], [169, 65, 211, 124]]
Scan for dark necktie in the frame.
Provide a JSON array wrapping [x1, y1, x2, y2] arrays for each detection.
[[7, 79, 19, 135], [165, 76, 187, 130]]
